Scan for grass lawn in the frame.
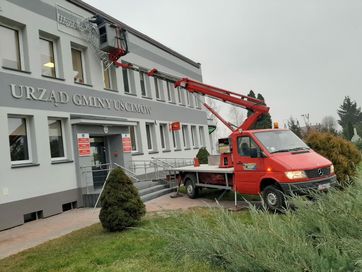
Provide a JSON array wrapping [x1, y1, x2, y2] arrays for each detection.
[[0, 209, 251, 272]]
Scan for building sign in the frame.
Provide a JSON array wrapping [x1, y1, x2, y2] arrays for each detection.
[[9, 84, 152, 115], [122, 133, 132, 153], [77, 133, 91, 156], [169, 121, 181, 131]]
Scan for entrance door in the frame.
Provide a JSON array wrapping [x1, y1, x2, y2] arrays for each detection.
[[234, 136, 265, 194], [90, 136, 108, 188]]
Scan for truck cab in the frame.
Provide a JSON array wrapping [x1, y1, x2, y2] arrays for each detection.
[[230, 128, 337, 210]]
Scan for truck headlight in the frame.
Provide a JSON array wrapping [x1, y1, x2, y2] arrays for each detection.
[[330, 165, 334, 174], [285, 171, 307, 180]]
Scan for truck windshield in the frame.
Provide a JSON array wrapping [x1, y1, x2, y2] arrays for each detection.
[[254, 130, 309, 154]]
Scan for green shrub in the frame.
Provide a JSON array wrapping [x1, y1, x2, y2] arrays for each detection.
[[304, 131, 361, 185], [354, 140, 362, 151], [196, 147, 210, 164], [99, 167, 145, 232], [153, 177, 362, 272]]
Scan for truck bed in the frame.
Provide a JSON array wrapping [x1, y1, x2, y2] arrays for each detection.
[[173, 164, 234, 174]]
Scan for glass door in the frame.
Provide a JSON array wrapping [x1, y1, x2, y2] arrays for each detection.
[[90, 136, 108, 188]]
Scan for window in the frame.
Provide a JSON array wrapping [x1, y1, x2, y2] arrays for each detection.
[[140, 71, 146, 96], [159, 124, 170, 150], [130, 126, 138, 152], [8, 117, 30, 162], [237, 137, 260, 157], [154, 78, 160, 99], [0, 25, 21, 70], [182, 125, 190, 148], [48, 119, 65, 159], [191, 126, 198, 147], [166, 81, 173, 102], [40, 38, 56, 77], [103, 63, 111, 89], [146, 123, 155, 150], [177, 87, 183, 104], [172, 130, 177, 148], [122, 68, 129, 93], [199, 126, 206, 147], [71, 48, 84, 83]]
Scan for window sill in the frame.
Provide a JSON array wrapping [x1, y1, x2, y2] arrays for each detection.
[[193, 147, 199, 150], [148, 151, 159, 154], [2, 66, 31, 74], [156, 99, 165, 102], [125, 92, 137, 96], [142, 96, 153, 100], [41, 75, 65, 81], [51, 159, 74, 165], [11, 162, 40, 169], [104, 88, 118, 93], [174, 148, 182, 152], [162, 149, 171, 153], [74, 81, 93, 87], [168, 101, 176, 104], [184, 147, 191, 151], [132, 152, 144, 156]]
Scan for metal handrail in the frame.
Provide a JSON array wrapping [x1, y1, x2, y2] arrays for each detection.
[[114, 163, 140, 182]]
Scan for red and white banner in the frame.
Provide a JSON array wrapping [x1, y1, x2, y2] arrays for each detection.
[[77, 133, 91, 157], [122, 133, 132, 153]]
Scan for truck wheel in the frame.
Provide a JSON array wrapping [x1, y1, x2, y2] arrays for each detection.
[[185, 176, 198, 199], [262, 185, 286, 212]]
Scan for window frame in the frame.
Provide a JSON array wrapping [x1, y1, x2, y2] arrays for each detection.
[[237, 136, 261, 157], [130, 125, 138, 152], [71, 47, 85, 84], [182, 125, 190, 149], [199, 126, 206, 147], [39, 37, 57, 78], [8, 116, 32, 165], [191, 125, 198, 147], [48, 118, 67, 161], [102, 62, 112, 90], [0, 24, 23, 71], [145, 123, 154, 151]]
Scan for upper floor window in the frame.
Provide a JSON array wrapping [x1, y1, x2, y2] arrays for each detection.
[[0, 25, 21, 70], [182, 125, 190, 148], [199, 126, 206, 147], [40, 38, 56, 78], [122, 67, 130, 93], [48, 119, 65, 159], [71, 48, 84, 83], [103, 63, 112, 89], [8, 117, 30, 162], [140, 71, 146, 96], [154, 78, 160, 99]]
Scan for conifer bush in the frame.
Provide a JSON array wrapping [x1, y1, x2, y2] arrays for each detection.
[[153, 174, 362, 272], [196, 147, 210, 164], [99, 167, 145, 232], [304, 131, 361, 185]]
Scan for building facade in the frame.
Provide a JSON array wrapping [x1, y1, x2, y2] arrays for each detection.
[[0, 0, 211, 230]]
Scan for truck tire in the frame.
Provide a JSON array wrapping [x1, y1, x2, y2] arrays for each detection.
[[262, 185, 286, 212], [184, 175, 198, 199]]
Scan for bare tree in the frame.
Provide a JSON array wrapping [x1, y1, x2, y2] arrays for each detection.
[[228, 105, 244, 129], [321, 115, 337, 132]]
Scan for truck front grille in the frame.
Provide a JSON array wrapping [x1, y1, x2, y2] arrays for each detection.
[[305, 167, 331, 178]]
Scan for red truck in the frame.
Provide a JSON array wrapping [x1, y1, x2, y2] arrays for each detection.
[[92, 20, 337, 211]]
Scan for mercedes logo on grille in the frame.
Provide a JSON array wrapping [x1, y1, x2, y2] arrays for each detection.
[[318, 168, 323, 176]]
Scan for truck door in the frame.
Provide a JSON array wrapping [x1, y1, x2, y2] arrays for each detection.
[[234, 136, 265, 194]]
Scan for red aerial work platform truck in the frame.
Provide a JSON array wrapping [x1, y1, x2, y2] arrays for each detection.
[[88, 17, 337, 211]]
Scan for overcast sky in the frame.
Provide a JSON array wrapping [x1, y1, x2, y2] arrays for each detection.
[[85, 0, 362, 131]]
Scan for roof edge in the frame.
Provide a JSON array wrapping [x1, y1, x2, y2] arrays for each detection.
[[66, 0, 201, 68]]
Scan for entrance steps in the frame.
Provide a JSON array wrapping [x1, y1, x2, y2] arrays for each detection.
[[83, 180, 176, 207]]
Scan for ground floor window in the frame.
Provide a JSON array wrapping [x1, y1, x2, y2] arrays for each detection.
[[199, 126, 206, 147], [48, 119, 65, 159], [182, 125, 190, 148], [146, 123, 155, 150], [8, 116, 30, 162], [130, 126, 138, 152]]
